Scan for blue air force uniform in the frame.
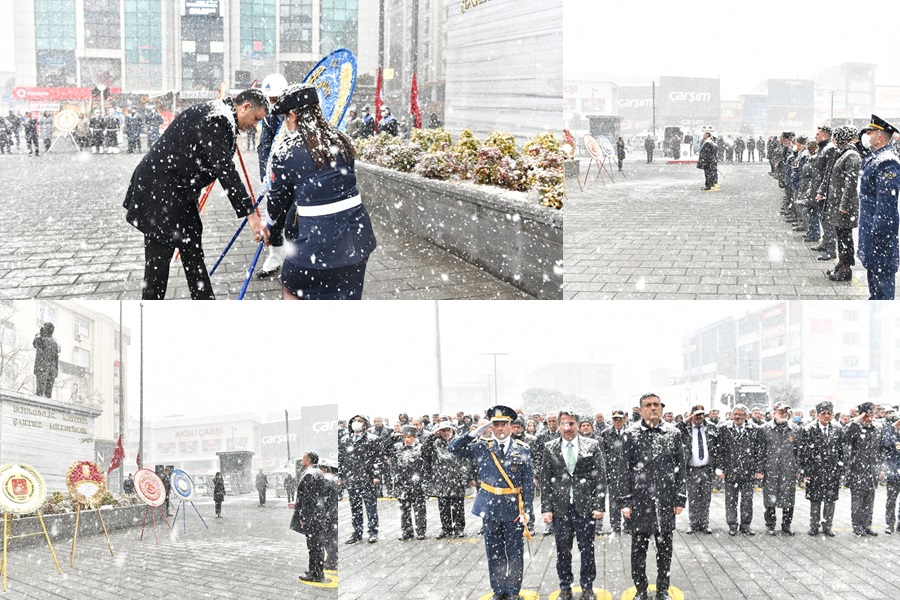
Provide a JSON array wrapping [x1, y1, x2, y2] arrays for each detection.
[[857, 142, 900, 299], [448, 409, 534, 599]]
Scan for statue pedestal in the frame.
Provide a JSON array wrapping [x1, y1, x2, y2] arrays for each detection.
[[0, 389, 101, 493]]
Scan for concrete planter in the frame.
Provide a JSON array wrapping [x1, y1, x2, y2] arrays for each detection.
[[8, 504, 146, 549], [356, 162, 564, 299]]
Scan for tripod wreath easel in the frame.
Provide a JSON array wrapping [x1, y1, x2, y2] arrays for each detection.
[[133, 469, 173, 545], [582, 134, 616, 187], [170, 469, 209, 535], [0, 463, 61, 592], [66, 461, 114, 566]]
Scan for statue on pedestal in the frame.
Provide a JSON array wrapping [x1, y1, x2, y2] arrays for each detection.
[[33, 323, 59, 398]]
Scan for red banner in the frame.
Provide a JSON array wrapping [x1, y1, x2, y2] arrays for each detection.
[[12, 87, 122, 101], [410, 74, 422, 129], [107, 436, 125, 475], [374, 68, 384, 134]]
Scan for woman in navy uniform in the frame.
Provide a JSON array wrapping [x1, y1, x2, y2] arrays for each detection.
[[266, 84, 377, 300], [449, 405, 534, 600]]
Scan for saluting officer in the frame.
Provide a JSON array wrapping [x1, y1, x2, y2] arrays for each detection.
[[449, 405, 534, 600], [846, 402, 883, 536]]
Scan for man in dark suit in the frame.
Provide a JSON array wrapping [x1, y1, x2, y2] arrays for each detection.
[[123, 89, 271, 299], [620, 393, 686, 600], [678, 404, 718, 534], [541, 410, 606, 600], [449, 405, 534, 600], [846, 402, 883, 536], [717, 404, 763, 535], [291, 452, 327, 582], [800, 401, 844, 536]]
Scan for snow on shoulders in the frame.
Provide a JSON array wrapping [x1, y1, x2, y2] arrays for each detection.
[[205, 99, 236, 131]]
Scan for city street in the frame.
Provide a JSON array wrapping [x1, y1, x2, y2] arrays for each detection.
[[0, 150, 530, 300], [1, 493, 334, 599], [564, 157, 871, 300], [340, 487, 900, 600]]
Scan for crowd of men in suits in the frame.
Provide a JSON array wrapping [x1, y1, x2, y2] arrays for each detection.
[[339, 398, 900, 600], [768, 114, 900, 298]]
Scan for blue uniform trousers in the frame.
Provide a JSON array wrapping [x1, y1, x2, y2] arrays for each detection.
[[552, 505, 597, 590], [348, 486, 378, 538], [867, 267, 896, 300], [483, 518, 524, 596]]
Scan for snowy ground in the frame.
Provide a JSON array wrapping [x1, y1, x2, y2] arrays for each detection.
[[340, 487, 900, 600], [0, 150, 530, 300], [1, 493, 333, 599], [565, 157, 872, 300]]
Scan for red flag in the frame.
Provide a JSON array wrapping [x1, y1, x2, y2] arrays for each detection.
[[136, 450, 142, 469], [410, 74, 422, 129], [374, 67, 384, 134], [108, 435, 124, 475]]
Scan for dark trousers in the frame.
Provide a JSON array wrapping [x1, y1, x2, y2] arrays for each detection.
[[631, 531, 674, 593], [127, 136, 141, 153], [835, 226, 855, 266], [805, 201, 822, 241], [214, 500, 222, 515], [26, 133, 39, 155], [483, 518, 524, 596], [821, 221, 837, 253], [703, 166, 717, 189], [748, 149, 755, 161], [808, 500, 835, 531], [605, 490, 622, 532], [885, 482, 900, 530], [323, 518, 338, 567], [646, 149, 653, 163], [143, 235, 214, 300], [281, 259, 368, 300], [851, 487, 875, 532], [687, 465, 713, 529], [399, 492, 426, 537], [724, 479, 754, 528], [552, 505, 597, 590], [867, 267, 896, 300], [348, 486, 378, 538], [287, 487, 295, 503], [34, 372, 55, 397], [305, 529, 325, 578], [438, 496, 465, 534], [617, 157, 623, 171], [764, 504, 794, 530], [258, 488, 266, 505]]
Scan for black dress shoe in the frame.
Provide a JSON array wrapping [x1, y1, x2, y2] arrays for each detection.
[[792, 225, 807, 232], [817, 253, 837, 261], [543, 529, 553, 536], [657, 592, 673, 600], [345, 536, 362, 545], [416, 533, 426, 540], [782, 528, 795, 536], [398, 534, 412, 541], [634, 592, 651, 600], [822, 528, 835, 537], [740, 528, 756, 536], [455, 531, 466, 538], [810, 245, 827, 252], [866, 529, 879, 536], [557, 589, 573, 600], [368, 534, 378, 543], [766, 528, 777, 536], [299, 572, 328, 583], [828, 268, 852, 282], [436, 531, 450, 539], [702, 527, 713, 534], [580, 587, 596, 600], [729, 526, 738, 536], [808, 528, 819, 536], [685, 528, 695, 534]]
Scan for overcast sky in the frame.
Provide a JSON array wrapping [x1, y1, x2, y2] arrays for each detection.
[[565, 0, 900, 100], [1, 0, 12, 73], [79, 300, 772, 423]]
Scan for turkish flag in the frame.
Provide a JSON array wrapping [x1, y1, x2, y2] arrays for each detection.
[[136, 450, 142, 469], [374, 67, 384, 133], [410, 74, 422, 129], [107, 436, 125, 475]]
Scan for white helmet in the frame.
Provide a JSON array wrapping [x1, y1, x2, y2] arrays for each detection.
[[261, 73, 288, 99]]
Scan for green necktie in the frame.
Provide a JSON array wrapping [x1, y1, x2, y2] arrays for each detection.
[[566, 442, 576, 474]]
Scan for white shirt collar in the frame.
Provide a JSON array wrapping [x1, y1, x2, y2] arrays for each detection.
[[560, 436, 579, 454]]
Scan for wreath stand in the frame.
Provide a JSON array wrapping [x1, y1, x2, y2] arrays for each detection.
[[70, 502, 115, 566], [1, 511, 61, 592]]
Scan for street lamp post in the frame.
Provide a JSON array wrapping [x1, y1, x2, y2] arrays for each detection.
[[482, 353, 508, 403]]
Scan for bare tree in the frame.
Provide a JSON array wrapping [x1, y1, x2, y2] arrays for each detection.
[[0, 303, 35, 393]]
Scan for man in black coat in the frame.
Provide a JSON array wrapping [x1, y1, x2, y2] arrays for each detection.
[[425, 421, 474, 538], [812, 125, 838, 258], [391, 426, 428, 540], [698, 132, 718, 191], [717, 404, 763, 535], [291, 452, 328, 582], [678, 404, 718, 534], [644, 136, 654, 163], [123, 89, 271, 300], [846, 402, 883, 536], [619, 394, 686, 600], [800, 401, 844, 536], [541, 410, 606, 600], [339, 414, 384, 543], [511, 416, 539, 535], [599, 410, 628, 534]]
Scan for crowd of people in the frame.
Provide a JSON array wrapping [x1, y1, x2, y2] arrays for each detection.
[[769, 115, 900, 298], [339, 398, 900, 600], [0, 107, 164, 155]]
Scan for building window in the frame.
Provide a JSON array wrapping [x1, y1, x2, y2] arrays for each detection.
[[321, 0, 358, 54], [280, 0, 313, 53], [34, 0, 76, 51], [843, 333, 860, 345], [74, 317, 90, 340], [38, 303, 57, 325], [842, 356, 860, 369], [73, 347, 91, 369], [84, 0, 121, 49], [240, 0, 276, 60], [124, 0, 162, 64], [843, 310, 860, 322], [0, 322, 14, 347]]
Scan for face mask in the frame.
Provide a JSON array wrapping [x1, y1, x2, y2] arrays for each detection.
[[351, 421, 364, 432], [862, 133, 872, 149], [793, 416, 802, 423]]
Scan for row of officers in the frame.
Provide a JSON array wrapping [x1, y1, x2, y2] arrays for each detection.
[[339, 399, 900, 600]]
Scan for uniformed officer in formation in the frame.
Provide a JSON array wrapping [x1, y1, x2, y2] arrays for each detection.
[[423, 420, 474, 539], [540, 409, 606, 600], [449, 405, 534, 600], [678, 404, 718, 534], [760, 401, 800, 535], [339, 414, 384, 544], [392, 425, 428, 540], [599, 409, 628, 535], [857, 115, 900, 299], [619, 393, 685, 600]]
